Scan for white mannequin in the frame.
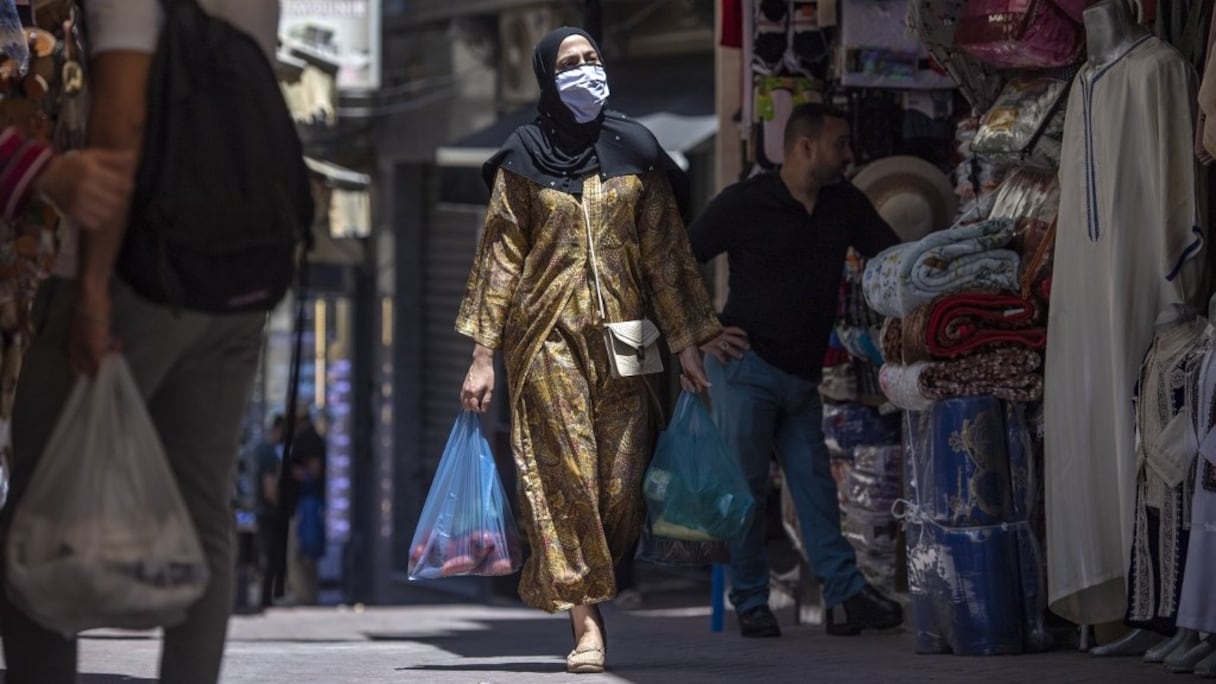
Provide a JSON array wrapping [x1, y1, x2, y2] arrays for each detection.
[[1080, 0, 1186, 659], [1083, 0, 1150, 67]]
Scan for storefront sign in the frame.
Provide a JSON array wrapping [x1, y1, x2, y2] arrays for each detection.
[[280, 0, 381, 91]]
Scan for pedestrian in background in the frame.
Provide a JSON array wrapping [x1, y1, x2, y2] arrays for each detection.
[[457, 26, 730, 674], [286, 406, 326, 606], [255, 414, 286, 609], [689, 102, 905, 639]]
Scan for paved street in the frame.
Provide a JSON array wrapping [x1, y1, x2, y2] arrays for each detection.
[[0, 596, 1184, 684]]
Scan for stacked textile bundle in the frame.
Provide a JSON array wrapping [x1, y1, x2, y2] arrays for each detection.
[[863, 217, 1046, 409], [821, 403, 902, 595], [822, 249, 888, 405], [901, 397, 1050, 655], [807, 248, 907, 598]]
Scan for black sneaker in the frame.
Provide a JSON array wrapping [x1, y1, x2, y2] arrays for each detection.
[[738, 605, 782, 638], [825, 584, 903, 636]]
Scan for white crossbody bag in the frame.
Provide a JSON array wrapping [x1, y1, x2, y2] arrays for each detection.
[[582, 195, 664, 378]]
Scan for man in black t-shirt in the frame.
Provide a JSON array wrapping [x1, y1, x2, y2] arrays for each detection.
[[689, 103, 903, 638]]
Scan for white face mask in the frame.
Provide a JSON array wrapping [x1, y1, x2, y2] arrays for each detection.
[[555, 64, 610, 124]]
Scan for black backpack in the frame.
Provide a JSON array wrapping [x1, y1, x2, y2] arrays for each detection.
[[117, 0, 314, 313]]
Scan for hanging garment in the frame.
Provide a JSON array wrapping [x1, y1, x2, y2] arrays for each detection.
[[906, 0, 1004, 112], [1045, 36, 1207, 626], [1195, 2, 1216, 163], [1179, 320, 1216, 634], [1126, 318, 1208, 634]]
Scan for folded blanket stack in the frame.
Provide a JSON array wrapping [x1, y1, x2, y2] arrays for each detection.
[[863, 218, 1046, 410], [863, 218, 1020, 319]]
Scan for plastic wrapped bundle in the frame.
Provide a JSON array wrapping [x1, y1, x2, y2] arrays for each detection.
[[898, 396, 1043, 655], [1005, 402, 1052, 652], [903, 396, 1014, 527], [904, 521, 1024, 655], [822, 403, 902, 456], [843, 506, 899, 554], [848, 445, 903, 511]]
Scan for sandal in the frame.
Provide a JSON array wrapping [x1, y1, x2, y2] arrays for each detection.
[[566, 646, 605, 674]]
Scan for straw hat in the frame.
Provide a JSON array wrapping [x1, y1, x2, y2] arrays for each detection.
[[851, 156, 957, 243]]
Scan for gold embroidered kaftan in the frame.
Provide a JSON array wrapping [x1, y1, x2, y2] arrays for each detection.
[[456, 168, 721, 612]]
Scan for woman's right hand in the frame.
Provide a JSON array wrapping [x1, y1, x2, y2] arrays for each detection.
[[461, 345, 495, 413]]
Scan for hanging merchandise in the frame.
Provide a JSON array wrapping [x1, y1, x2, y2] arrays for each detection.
[[1180, 318, 1216, 636], [907, 0, 1003, 112], [987, 167, 1060, 298], [787, 0, 830, 76], [752, 0, 790, 74], [1045, 30, 1207, 627], [955, 0, 1084, 69], [953, 119, 1011, 220], [0, 0, 90, 511], [0, 1, 28, 79], [752, 0, 830, 77], [970, 77, 1070, 166], [1155, 0, 1210, 70], [853, 155, 958, 243], [989, 167, 1061, 224], [1126, 318, 1209, 634], [754, 75, 821, 167], [839, 0, 955, 90]]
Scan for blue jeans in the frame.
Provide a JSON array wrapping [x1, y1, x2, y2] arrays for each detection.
[[705, 351, 865, 612]]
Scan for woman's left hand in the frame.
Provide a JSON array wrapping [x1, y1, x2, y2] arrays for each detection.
[[677, 345, 711, 394]]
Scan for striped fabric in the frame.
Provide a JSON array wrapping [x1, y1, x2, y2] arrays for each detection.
[[0, 126, 54, 222]]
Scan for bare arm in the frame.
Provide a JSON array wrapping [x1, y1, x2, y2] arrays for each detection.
[[70, 51, 152, 373]]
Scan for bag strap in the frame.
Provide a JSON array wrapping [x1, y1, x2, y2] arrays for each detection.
[[581, 181, 608, 322], [270, 256, 310, 599]]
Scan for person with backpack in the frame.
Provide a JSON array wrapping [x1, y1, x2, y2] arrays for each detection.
[[0, 2, 312, 683]]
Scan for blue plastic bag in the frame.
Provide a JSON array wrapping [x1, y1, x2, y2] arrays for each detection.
[[296, 495, 326, 559], [407, 411, 522, 580], [643, 392, 754, 543]]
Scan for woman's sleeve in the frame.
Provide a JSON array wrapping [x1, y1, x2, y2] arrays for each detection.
[[637, 172, 722, 353], [455, 169, 531, 349], [0, 127, 53, 222]]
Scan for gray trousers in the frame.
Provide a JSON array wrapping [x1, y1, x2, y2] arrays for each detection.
[[1, 277, 265, 684]]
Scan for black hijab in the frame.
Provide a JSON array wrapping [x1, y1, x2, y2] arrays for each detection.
[[482, 27, 690, 216]]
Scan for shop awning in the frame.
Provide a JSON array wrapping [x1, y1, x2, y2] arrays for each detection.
[[435, 55, 717, 172]]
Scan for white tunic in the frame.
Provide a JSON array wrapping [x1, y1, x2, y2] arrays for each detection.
[[1045, 35, 1207, 626], [1180, 329, 1216, 634]]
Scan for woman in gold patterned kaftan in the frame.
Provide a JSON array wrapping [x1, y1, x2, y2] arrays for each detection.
[[456, 28, 725, 674]]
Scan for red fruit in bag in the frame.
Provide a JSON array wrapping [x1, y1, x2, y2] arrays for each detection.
[[483, 558, 516, 576], [439, 555, 478, 576], [472, 530, 497, 552], [410, 543, 428, 566]]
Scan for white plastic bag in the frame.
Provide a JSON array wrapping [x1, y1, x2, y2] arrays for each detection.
[[6, 356, 209, 637]]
